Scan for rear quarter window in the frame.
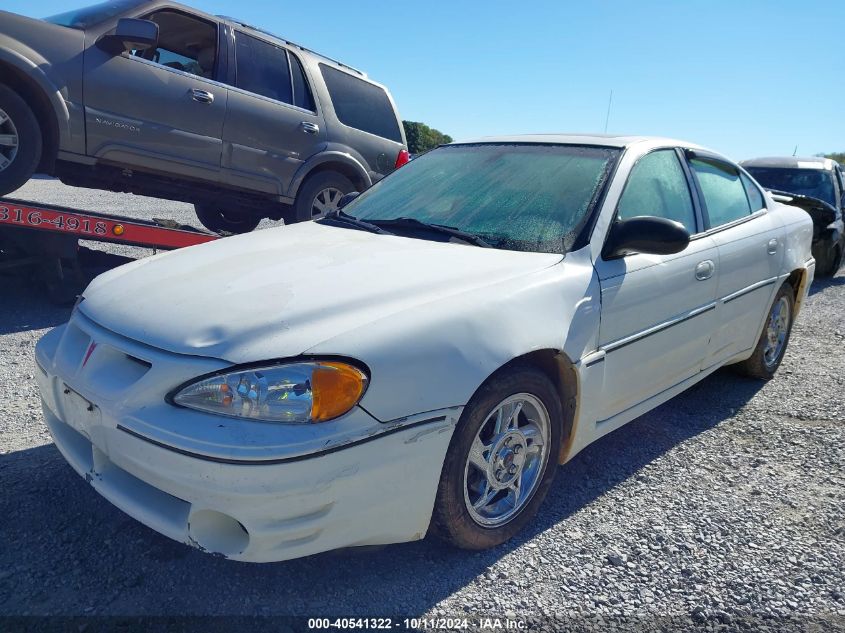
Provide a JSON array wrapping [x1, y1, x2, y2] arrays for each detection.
[[319, 64, 402, 143]]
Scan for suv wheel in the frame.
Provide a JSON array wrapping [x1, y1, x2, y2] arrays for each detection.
[[0, 84, 42, 197], [194, 204, 261, 235], [294, 172, 354, 222]]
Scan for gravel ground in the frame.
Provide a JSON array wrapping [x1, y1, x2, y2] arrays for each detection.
[[1, 180, 843, 631]]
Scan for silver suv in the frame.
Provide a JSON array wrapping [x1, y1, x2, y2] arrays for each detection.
[[0, 1, 409, 232]]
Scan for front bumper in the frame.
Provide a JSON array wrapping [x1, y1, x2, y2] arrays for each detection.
[[35, 316, 459, 563]]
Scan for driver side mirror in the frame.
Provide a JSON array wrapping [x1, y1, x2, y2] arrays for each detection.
[[604, 216, 691, 259], [98, 18, 159, 55], [339, 192, 360, 208]]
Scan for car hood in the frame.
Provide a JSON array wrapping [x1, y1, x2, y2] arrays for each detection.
[[79, 222, 563, 363]]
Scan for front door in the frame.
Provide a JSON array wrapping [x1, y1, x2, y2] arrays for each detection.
[[594, 148, 719, 422], [82, 8, 226, 181], [220, 31, 326, 198]]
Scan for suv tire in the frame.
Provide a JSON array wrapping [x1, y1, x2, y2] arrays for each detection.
[[194, 204, 261, 234], [0, 84, 42, 197], [294, 171, 355, 222]]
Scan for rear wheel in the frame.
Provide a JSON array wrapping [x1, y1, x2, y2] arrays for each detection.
[[431, 365, 562, 550], [734, 283, 794, 380], [293, 172, 354, 222], [0, 84, 42, 196], [194, 204, 261, 235]]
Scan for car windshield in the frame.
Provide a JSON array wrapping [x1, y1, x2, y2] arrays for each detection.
[[44, 0, 141, 30], [745, 167, 836, 206], [340, 143, 620, 253]]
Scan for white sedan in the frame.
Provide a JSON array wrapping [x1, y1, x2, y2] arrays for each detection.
[[35, 135, 814, 562]]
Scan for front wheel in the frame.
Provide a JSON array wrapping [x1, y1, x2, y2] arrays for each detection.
[[0, 84, 42, 196], [194, 204, 261, 235], [431, 365, 562, 550], [734, 282, 795, 380]]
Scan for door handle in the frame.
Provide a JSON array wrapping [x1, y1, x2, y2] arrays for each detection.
[[695, 260, 715, 281], [190, 89, 214, 104], [767, 238, 778, 255], [300, 121, 320, 134]]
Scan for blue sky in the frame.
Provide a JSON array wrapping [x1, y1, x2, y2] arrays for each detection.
[[8, 0, 844, 160]]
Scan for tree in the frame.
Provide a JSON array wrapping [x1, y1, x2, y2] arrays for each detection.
[[818, 152, 845, 163], [402, 121, 453, 155]]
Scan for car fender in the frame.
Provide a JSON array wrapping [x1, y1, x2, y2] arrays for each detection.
[[0, 37, 74, 148], [306, 247, 601, 423], [287, 147, 373, 199]]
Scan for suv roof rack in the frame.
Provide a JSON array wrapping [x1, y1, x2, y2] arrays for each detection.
[[217, 15, 367, 77]]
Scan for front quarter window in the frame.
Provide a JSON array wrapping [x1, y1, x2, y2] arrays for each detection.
[[341, 144, 619, 253], [45, 0, 142, 30]]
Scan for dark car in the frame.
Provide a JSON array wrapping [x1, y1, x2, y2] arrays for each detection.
[[742, 156, 845, 276], [0, 1, 408, 233]]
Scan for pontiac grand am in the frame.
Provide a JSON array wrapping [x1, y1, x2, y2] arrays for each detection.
[[35, 135, 814, 562]]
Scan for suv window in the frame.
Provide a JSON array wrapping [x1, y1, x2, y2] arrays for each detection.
[[136, 10, 217, 79], [690, 157, 752, 228], [235, 33, 292, 104], [289, 53, 315, 112], [617, 150, 696, 233], [319, 64, 402, 143]]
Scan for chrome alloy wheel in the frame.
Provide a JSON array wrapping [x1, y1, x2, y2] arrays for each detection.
[[763, 296, 790, 369], [0, 107, 19, 172], [311, 187, 344, 218], [463, 393, 551, 527]]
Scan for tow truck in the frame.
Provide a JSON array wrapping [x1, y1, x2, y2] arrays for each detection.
[[0, 196, 220, 302]]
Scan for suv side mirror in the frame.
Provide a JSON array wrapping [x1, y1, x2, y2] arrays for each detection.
[[339, 192, 360, 208], [604, 216, 690, 258], [98, 18, 159, 55]]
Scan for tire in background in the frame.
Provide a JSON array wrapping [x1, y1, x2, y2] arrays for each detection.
[[293, 171, 354, 223], [0, 83, 42, 196], [194, 203, 261, 235]]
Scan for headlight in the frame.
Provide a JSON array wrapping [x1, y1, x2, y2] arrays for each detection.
[[171, 360, 368, 424]]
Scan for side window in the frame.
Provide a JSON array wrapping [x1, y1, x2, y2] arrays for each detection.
[[689, 157, 752, 228], [740, 172, 765, 212], [137, 10, 218, 80], [289, 53, 315, 112], [319, 64, 403, 143], [616, 150, 696, 233], [235, 33, 292, 104]]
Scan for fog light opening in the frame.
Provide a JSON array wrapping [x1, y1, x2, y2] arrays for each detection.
[[188, 509, 249, 556]]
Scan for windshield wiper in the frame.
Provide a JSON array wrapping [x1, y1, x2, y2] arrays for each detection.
[[320, 210, 393, 235], [370, 217, 491, 248]]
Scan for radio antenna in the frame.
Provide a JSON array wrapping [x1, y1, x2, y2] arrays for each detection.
[[604, 90, 614, 134]]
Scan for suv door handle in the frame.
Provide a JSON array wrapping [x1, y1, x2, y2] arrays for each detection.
[[767, 238, 779, 255], [300, 121, 320, 134], [190, 89, 214, 104], [695, 260, 715, 281]]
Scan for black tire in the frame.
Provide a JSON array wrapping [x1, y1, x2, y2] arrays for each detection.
[[431, 365, 562, 550], [734, 282, 795, 380], [826, 245, 843, 277], [194, 203, 261, 235], [293, 171, 354, 222], [0, 84, 42, 196]]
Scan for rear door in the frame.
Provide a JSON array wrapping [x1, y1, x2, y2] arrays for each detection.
[[219, 31, 326, 198], [83, 7, 226, 181], [686, 152, 784, 366], [594, 148, 718, 422]]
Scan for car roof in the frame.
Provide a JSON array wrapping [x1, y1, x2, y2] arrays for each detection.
[[451, 133, 707, 150], [216, 14, 367, 77], [741, 156, 839, 171]]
